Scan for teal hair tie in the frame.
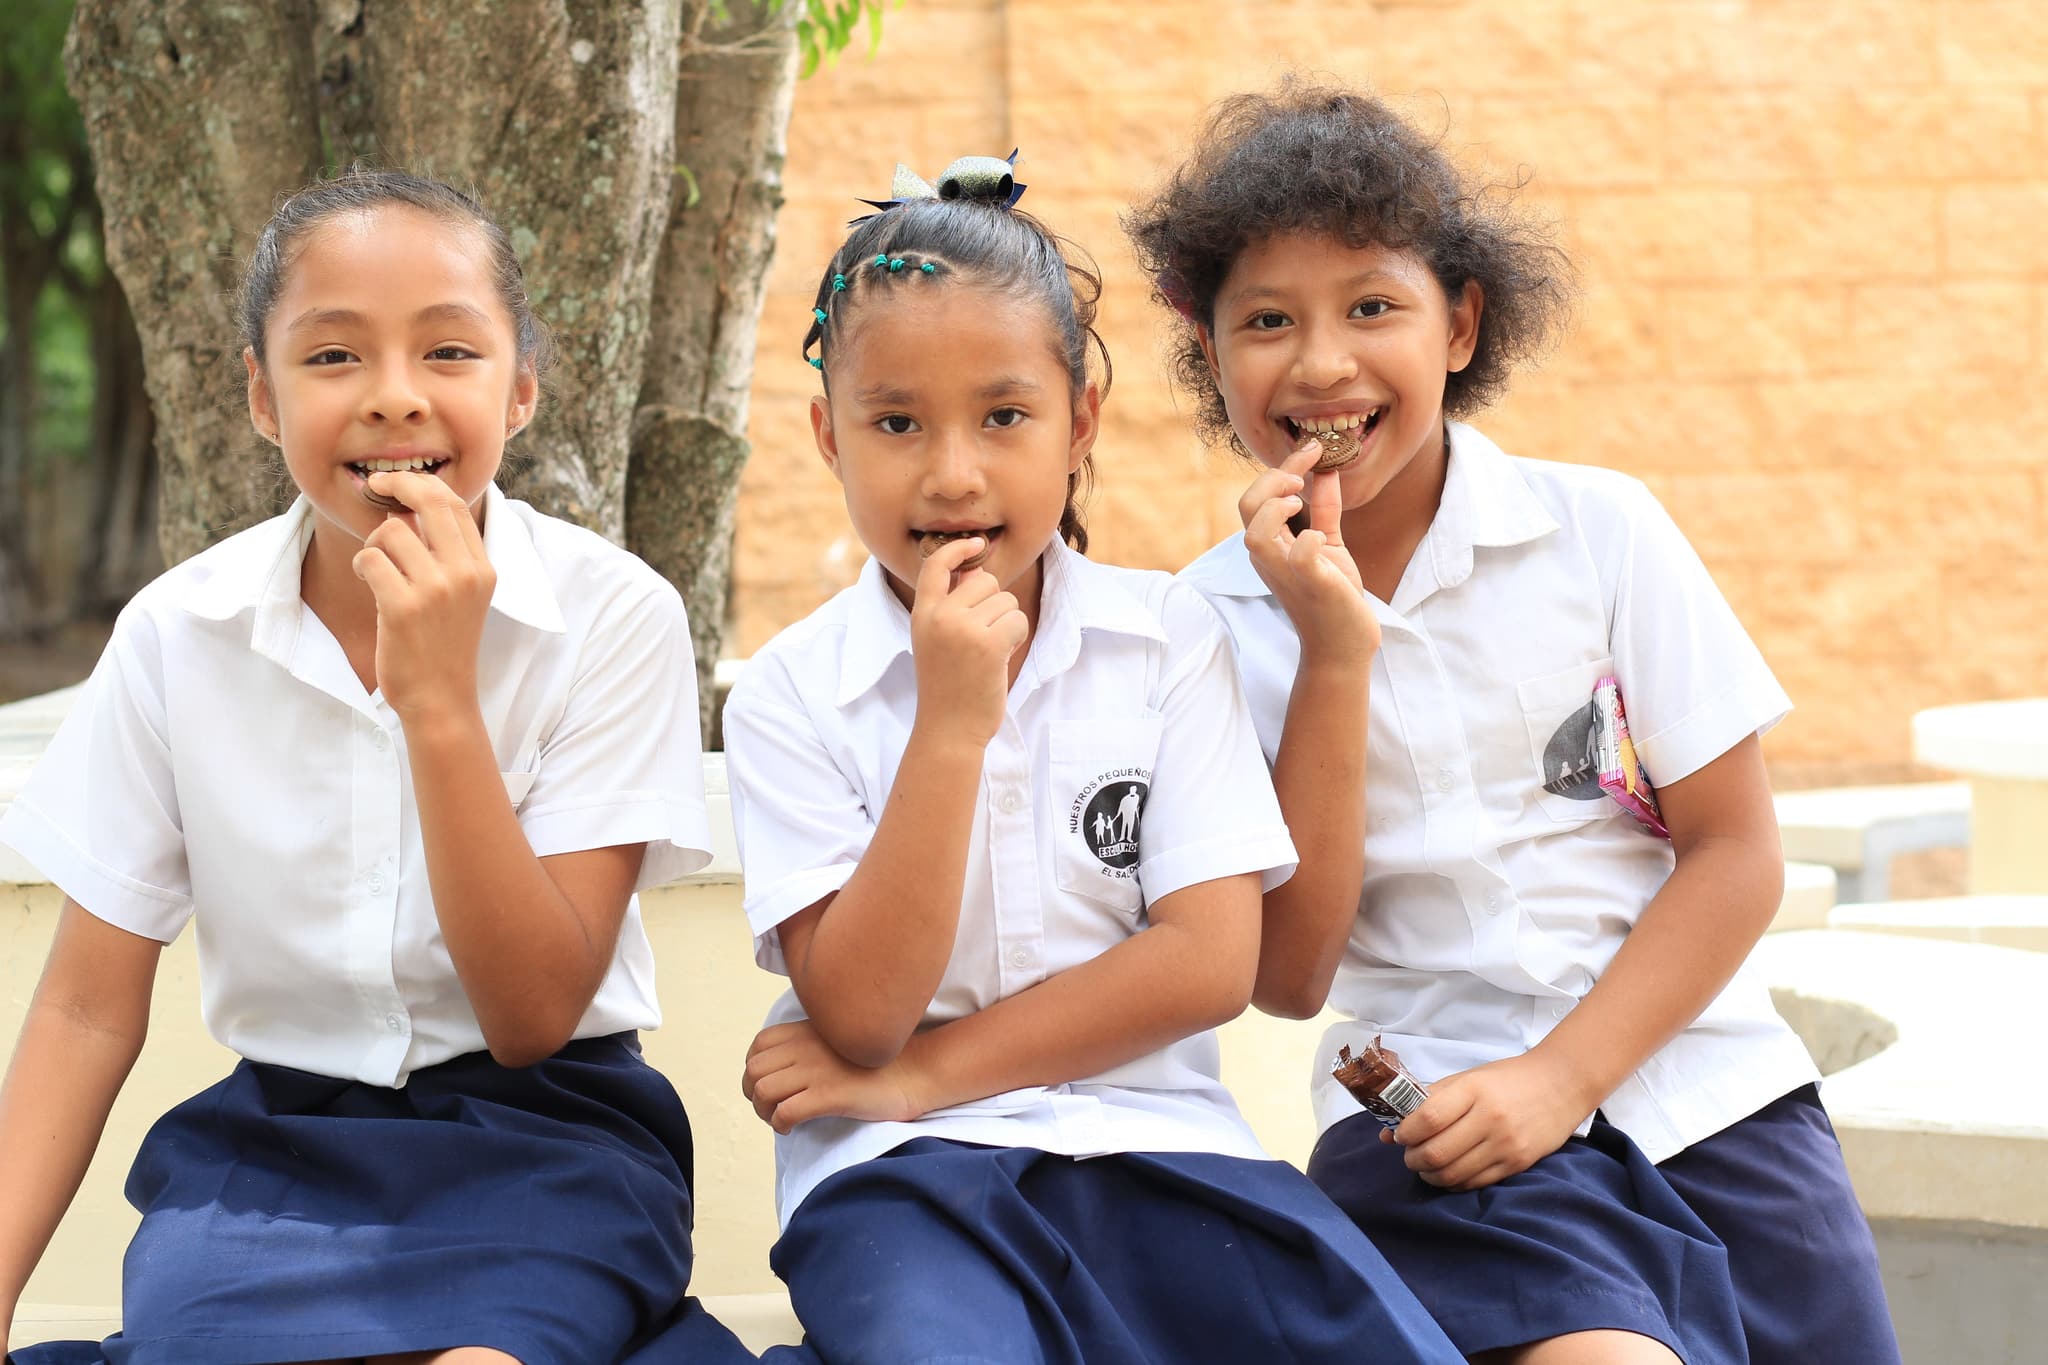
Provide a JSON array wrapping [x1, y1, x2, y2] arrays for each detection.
[[832, 273, 846, 291], [808, 356, 823, 369], [872, 254, 889, 268], [921, 262, 937, 274], [813, 308, 828, 323], [888, 257, 905, 272]]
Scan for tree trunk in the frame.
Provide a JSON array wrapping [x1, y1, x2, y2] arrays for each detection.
[[74, 264, 158, 614], [65, 0, 326, 565], [629, 0, 798, 740], [356, 0, 684, 540], [66, 0, 801, 736], [0, 195, 45, 637]]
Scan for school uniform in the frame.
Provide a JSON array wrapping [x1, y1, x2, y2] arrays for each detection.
[[723, 540, 1461, 1365], [1180, 423, 1899, 1364], [1, 486, 755, 1365]]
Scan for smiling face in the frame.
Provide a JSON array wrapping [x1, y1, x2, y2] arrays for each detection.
[[245, 204, 537, 550], [812, 281, 1099, 612], [1202, 231, 1481, 513]]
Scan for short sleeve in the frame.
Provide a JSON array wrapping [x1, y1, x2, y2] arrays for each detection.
[[722, 659, 873, 973], [518, 581, 713, 890], [1606, 480, 1792, 784], [1135, 583, 1299, 902], [0, 603, 194, 941]]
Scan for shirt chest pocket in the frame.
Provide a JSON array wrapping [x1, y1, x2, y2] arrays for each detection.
[[1516, 656, 1617, 825], [1048, 714, 1165, 917]]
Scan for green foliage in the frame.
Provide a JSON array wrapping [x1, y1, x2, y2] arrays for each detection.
[[791, 0, 900, 80], [1, 0, 100, 469], [30, 281, 90, 467]]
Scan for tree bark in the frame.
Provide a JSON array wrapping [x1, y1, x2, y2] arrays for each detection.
[[629, 0, 798, 739], [357, 0, 684, 540], [66, 0, 326, 565], [74, 264, 159, 615]]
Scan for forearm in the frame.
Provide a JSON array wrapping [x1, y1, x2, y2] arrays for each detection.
[[1538, 833, 1782, 1110], [788, 726, 986, 1065], [404, 704, 612, 1059], [900, 876, 1261, 1111], [1255, 655, 1369, 1017], [0, 997, 146, 1310]]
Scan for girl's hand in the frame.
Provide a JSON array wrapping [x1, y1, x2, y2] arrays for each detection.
[[741, 1019, 931, 1135], [908, 536, 1027, 748], [352, 472, 496, 722], [1380, 1050, 1591, 1191], [1239, 439, 1379, 665]]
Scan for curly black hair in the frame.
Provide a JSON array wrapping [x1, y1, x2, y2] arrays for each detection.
[[803, 196, 1111, 552], [1124, 79, 1577, 454]]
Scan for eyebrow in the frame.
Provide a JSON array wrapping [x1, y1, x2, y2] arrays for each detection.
[[850, 375, 1046, 406], [285, 302, 497, 333], [1225, 270, 1407, 307]]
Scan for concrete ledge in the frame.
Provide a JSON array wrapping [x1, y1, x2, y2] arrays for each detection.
[[11, 1293, 806, 1353], [1753, 930, 2048, 1230], [1774, 781, 1970, 903], [1827, 895, 2048, 953]]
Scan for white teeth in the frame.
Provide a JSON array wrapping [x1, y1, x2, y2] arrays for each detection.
[[1298, 411, 1377, 434], [357, 457, 438, 472]]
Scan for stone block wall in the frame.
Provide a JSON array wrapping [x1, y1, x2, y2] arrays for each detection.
[[737, 0, 2048, 785]]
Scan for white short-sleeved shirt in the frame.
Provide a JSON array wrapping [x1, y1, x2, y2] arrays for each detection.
[[0, 485, 712, 1087], [724, 540, 1299, 1223], [1180, 423, 1818, 1164]]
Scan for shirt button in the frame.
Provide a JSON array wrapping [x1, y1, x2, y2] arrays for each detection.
[[997, 789, 1023, 814], [385, 1013, 404, 1032], [372, 728, 390, 751], [1436, 767, 1454, 791], [1009, 947, 1032, 969], [1551, 1003, 1568, 1020], [368, 872, 385, 894], [1485, 893, 1501, 914]]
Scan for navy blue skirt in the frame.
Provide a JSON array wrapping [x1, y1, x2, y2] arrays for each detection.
[[9, 1033, 756, 1365], [757, 1139, 1461, 1365], [1307, 1084, 1899, 1365]]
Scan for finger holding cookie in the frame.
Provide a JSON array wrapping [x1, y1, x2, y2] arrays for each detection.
[[1241, 434, 1377, 662]]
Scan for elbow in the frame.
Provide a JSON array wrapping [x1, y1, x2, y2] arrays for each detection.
[[1198, 956, 1258, 1030], [486, 1035, 564, 1070], [1250, 978, 1325, 1021], [816, 1018, 909, 1071], [481, 1012, 579, 1070]]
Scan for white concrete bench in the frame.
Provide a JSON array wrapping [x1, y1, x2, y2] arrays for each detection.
[[1752, 930, 2048, 1229], [1774, 782, 1971, 903], [1827, 895, 2048, 954]]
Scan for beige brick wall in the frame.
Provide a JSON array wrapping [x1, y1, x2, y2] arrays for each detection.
[[739, 0, 2048, 785]]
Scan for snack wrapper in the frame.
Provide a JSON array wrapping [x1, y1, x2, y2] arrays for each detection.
[[1331, 1036, 1429, 1130], [1594, 675, 1668, 839]]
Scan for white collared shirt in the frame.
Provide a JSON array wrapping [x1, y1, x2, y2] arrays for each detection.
[[724, 540, 1298, 1223], [0, 485, 712, 1087], [1180, 423, 1818, 1163]]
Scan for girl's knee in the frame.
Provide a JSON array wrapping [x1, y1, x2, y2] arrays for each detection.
[[1474, 1330, 1682, 1365]]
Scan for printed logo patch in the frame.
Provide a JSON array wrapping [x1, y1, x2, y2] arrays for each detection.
[[1069, 768, 1149, 876], [1541, 701, 1606, 801]]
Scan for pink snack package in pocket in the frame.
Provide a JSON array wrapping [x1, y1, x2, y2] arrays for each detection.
[[1594, 675, 1669, 839]]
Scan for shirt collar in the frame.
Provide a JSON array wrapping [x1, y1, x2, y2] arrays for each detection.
[[177, 483, 566, 639], [834, 537, 1168, 708]]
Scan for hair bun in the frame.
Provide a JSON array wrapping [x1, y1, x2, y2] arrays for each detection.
[[853, 150, 1028, 222], [935, 155, 1016, 204]]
